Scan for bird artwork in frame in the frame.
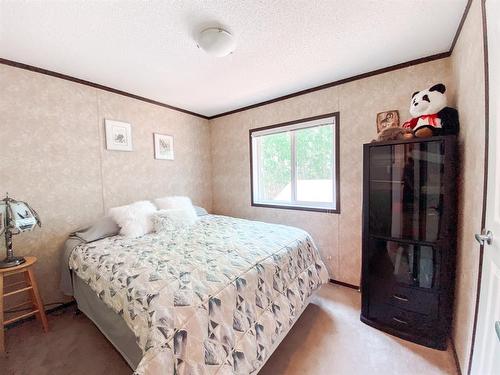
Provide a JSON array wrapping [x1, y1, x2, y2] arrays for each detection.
[[376, 110, 400, 133], [105, 119, 133, 151], [154, 133, 174, 160]]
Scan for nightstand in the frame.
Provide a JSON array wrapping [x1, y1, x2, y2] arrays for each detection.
[[0, 256, 48, 353]]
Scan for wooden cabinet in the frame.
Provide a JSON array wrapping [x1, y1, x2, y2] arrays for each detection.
[[360, 136, 457, 350]]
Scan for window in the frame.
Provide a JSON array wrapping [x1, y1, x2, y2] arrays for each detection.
[[250, 113, 339, 213]]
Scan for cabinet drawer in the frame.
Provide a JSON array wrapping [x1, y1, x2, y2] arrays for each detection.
[[369, 303, 437, 334], [368, 281, 439, 316], [388, 286, 439, 316]]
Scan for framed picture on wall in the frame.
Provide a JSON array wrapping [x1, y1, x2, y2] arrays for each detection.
[[376, 110, 400, 133], [154, 133, 174, 160], [105, 119, 133, 151]]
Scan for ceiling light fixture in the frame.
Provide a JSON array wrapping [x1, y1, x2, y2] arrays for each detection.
[[196, 27, 236, 57]]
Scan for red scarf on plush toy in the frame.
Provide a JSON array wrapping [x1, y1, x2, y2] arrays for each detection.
[[402, 114, 440, 129]]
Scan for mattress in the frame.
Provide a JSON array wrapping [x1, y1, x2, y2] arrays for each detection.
[[69, 215, 328, 374]]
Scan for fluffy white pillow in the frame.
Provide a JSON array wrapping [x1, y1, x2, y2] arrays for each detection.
[[108, 200, 157, 238], [153, 208, 198, 233], [154, 196, 197, 217]]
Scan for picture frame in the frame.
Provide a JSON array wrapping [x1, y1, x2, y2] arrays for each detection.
[[154, 133, 174, 160], [105, 119, 133, 151], [376, 110, 400, 133]]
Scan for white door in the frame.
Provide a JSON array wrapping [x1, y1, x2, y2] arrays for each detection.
[[470, 1, 500, 374]]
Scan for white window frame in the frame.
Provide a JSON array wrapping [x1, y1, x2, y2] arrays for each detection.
[[250, 112, 339, 213]]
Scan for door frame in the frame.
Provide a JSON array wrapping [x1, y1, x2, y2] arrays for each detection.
[[467, 0, 491, 374]]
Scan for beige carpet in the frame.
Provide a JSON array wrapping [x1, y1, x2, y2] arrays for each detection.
[[0, 284, 458, 375]]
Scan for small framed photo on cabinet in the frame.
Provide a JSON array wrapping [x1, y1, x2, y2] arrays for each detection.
[[376, 110, 400, 133], [105, 119, 133, 151], [154, 133, 174, 160]]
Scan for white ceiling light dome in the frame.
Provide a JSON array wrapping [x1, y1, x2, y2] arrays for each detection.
[[196, 27, 236, 57]]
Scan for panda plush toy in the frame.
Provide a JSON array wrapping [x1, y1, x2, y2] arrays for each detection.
[[402, 83, 459, 138]]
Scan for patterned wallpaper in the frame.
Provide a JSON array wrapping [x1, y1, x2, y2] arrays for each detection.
[[450, 0, 486, 371], [0, 53, 467, 319], [209, 58, 453, 287], [0, 64, 212, 306]]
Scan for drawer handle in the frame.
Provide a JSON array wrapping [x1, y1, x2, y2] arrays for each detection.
[[393, 294, 409, 302], [392, 317, 408, 325]]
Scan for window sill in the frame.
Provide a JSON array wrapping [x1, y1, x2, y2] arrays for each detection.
[[251, 202, 340, 214]]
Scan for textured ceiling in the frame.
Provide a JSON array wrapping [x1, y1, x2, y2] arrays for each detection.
[[0, 0, 467, 117]]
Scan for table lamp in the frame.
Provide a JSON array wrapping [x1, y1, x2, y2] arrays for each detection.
[[0, 193, 41, 268]]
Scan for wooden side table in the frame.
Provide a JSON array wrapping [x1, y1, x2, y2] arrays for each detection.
[[0, 256, 48, 353]]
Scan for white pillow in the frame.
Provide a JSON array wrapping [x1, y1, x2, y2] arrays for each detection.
[[153, 208, 198, 233], [108, 200, 157, 238], [154, 196, 197, 217]]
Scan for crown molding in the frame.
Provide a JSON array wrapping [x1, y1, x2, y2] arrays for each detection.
[[0, 1, 471, 120], [0, 57, 209, 120], [450, 0, 473, 54], [207, 51, 451, 120]]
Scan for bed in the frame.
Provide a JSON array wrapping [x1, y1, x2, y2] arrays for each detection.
[[63, 214, 328, 374]]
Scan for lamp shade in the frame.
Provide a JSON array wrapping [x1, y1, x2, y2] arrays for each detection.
[[0, 194, 41, 268], [196, 27, 236, 57]]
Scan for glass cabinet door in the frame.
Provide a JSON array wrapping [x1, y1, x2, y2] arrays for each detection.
[[368, 239, 437, 289], [369, 141, 444, 242]]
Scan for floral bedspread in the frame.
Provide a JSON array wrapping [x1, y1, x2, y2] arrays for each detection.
[[69, 215, 328, 374]]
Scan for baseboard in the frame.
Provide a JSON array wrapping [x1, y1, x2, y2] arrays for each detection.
[[450, 339, 463, 375], [329, 278, 360, 291], [4, 300, 76, 330]]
